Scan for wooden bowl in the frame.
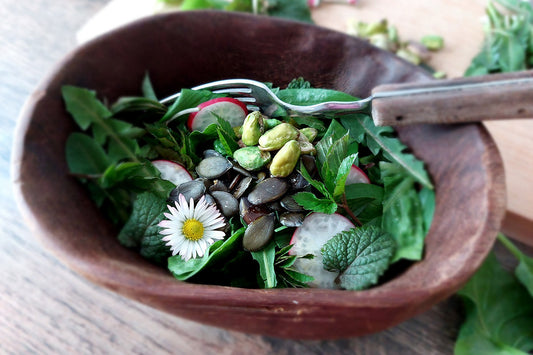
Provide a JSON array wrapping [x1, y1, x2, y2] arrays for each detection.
[[13, 11, 506, 339]]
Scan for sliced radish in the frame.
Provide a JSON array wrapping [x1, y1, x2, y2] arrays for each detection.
[[289, 213, 356, 289], [151, 160, 192, 186], [187, 97, 248, 132], [345, 164, 370, 185]]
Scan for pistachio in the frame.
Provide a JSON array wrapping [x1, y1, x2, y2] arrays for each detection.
[[242, 111, 263, 146], [421, 35, 444, 51], [270, 140, 301, 177], [299, 127, 318, 143], [258, 123, 299, 151], [264, 118, 282, 130], [234, 125, 243, 139], [233, 146, 271, 171], [297, 132, 316, 155]]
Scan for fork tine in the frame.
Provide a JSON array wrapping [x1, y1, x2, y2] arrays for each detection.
[[212, 87, 253, 95]]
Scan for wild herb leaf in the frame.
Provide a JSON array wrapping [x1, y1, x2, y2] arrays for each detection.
[[65, 133, 110, 175], [298, 163, 333, 200], [455, 253, 533, 354], [321, 226, 395, 290], [168, 227, 245, 280], [117, 192, 170, 264], [381, 161, 426, 262], [344, 183, 384, 224], [498, 234, 533, 297], [341, 114, 433, 189], [62, 85, 112, 130], [161, 89, 218, 122], [332, 153, 358, 198], [293, 191, 338, 214], [290, 116, 326, 132], [277, 88, 357, 106], [251, 241, 277, 288], [142, 72, 158, 101]]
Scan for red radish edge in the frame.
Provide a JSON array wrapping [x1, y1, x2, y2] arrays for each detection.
[[187, 97, 248, 132], [151, 159, 192, 186], [346, 164, 370, 185], [288, 213, 356, 288]]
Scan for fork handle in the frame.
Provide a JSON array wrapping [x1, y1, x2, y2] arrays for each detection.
[[371, 70, 533, 126]]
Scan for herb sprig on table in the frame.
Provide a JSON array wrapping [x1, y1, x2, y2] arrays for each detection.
[[453, 0, 533, 353]]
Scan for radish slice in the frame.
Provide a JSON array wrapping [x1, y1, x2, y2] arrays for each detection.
[[289, 213, 356, 289], [151, 160, 192, 186], [345, 164, 370, 185], [187, 97, 248, 132]]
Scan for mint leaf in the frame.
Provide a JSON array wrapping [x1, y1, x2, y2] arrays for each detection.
[[455, 253, 533, 354], [251, 241, 277, 288], [117, 192, 170, 264], [293, 191, 338, 214], [341, 114, 433, 189], [381, 161, 427, 262], [321, 226, 395, 290]]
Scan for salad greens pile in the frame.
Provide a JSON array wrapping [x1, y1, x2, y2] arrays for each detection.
[[63, 77, 434, 290]]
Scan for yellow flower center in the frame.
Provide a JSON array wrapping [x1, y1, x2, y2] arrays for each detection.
[[182, 219, 204, 241]]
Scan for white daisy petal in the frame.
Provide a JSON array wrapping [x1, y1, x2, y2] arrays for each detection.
[[157, 191, 228, 262]]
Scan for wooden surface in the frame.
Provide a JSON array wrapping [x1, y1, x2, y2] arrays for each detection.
[[1, 0, 531, 354]]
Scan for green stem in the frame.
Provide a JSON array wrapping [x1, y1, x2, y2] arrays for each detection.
[[497, 233, 523, 260]]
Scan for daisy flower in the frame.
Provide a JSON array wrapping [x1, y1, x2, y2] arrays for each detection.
[[158, 194, 226, 261]]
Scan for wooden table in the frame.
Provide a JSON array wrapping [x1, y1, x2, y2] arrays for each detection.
[[1, 1, 532, 354]]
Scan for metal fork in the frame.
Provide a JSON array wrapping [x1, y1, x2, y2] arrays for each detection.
[[160, 72, 533, 126], [160, 78, 372, 117]]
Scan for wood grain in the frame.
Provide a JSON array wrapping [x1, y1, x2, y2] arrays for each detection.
[[371, 71, 533, 126], [0, 0, 530, 354]]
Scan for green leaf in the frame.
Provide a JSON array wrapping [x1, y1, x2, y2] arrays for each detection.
[[62, 85, 112, 130], [497, 234, 533, 297], [251, 241, 277, 288], [168, 227, 245, 280], [161, 89, 218, 122], [332, 153, 358, 198], [117, 192, 170, 264], [499, 31, 527, 72], [264, 0, 313, 23], [142, 72, 158, 100], [290, 116, 326, 132], [293, 191, 338, 214], [276, 88, 357, 106], [298, 162, 333, 200], [321, 226, 395, 290], [65, 133, 111, 175], [344, 183, 384, 224], [455, 253, 533, 354], [380, 161, 427, 262], [341, 114, 433, 189]]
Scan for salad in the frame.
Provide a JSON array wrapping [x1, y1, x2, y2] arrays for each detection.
[[62, 76, 434, 290]]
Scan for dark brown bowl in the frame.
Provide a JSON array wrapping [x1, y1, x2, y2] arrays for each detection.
[[12, 11, 506, 339]]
